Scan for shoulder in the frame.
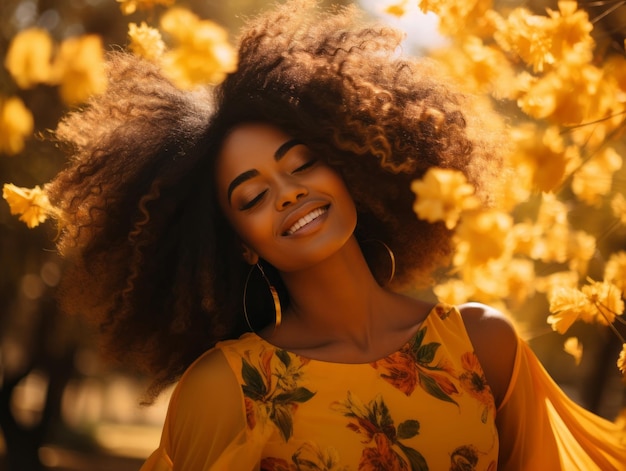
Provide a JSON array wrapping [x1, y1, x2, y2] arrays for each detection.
[[161, 348, 249, 468], [457, 302, 518, 407], [171, 348, 242, 415]]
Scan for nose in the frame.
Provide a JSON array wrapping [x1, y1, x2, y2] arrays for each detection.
[[275, 176, 308, 210]]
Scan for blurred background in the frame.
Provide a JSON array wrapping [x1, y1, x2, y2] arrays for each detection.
[[1, 0, 625, 470]]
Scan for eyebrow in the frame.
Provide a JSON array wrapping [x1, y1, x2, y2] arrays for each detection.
[[226, 138, 304, 204], [274, 138, 303, 161]]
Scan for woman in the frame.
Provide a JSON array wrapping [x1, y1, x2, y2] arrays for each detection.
[[47, 1, 625, 469]]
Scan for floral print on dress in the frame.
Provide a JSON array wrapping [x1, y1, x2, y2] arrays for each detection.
[[457, 352, 495, 424], [449, 445, 497, 471], [371, 326, 459, 406], [261, 442, 348, 471], [333, 392, 428, 471], [241, 347, 315, 441]]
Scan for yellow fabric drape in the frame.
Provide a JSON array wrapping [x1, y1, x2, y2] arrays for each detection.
[[496, 339, 626, 470]]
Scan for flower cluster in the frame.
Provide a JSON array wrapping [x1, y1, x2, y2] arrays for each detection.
[[396, 0, 626, 379], [2, 0, 236, 226], [5, 28, 106, 106], [128, 7, 237, 89]]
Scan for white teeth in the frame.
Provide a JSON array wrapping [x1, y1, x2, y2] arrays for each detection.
[[286, 207, 327, 235]]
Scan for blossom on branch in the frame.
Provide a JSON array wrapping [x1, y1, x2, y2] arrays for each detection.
[[2, 184, 54, 228], [563, 337, 583, 366], [0, 96, 34, 155], [50, 35, 107, 105], [572, 147, 622, 207], [128, 22, 166, 61], [4, 28, 54, 88], [159, 7, 237, 89], [411, 167, 479, 229], [548, 279, 625, 334]]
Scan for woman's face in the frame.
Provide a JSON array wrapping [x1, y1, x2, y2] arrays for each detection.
[[215, 122, 357, 272]]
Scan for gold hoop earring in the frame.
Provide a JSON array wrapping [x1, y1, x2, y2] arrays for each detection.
[[361, 239, 396, 286], [243, 263, 282, 332]]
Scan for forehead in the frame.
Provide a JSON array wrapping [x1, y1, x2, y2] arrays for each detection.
[[217, 123, 292, 172]]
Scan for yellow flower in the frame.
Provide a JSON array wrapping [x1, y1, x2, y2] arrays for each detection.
[[494, 2, 593, 74], [511, 222, 544, 259], [563, 337, 583, 366], [160, 7, 237, 89], [611, 193, 626, 225], [510, 125, 580, 192], [547, 286, 591, 334], [4, 28, 54, 88], [581, 280, 624, 326], [384, 0, 407, 17], [117, 0, 174, 15], [453, 209, 512, 266], [567, 230, 596, 275], [434, 279, 474, 306], [545, 1, 594, 64], [419, 0, 494, 37], [2, 184, 54, 228], [504, 258, 536, 307], [51, 35, 107, 105], [618, 344, 626, 375], [0, 96, 34, 155], [411, 167, 480, 229], [128, 22, 166, 62], [605, 251, 626, 294], [518, 61, 611, 126], [572, 147, 622, 207], [536, 270, 579, 295], [494, 7, 555, 73]]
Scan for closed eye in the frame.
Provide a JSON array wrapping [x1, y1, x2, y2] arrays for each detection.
[[239, 190, 267, 211], [292, 159, 318, 173]]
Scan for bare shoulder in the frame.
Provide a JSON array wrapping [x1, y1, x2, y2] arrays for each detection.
[[458, 302, 518, 407]]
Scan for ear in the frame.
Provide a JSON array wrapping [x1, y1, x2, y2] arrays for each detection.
[[241, 244, 259, 265]]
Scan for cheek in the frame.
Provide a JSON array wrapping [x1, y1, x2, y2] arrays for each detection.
[[228, 213, 270, 246]]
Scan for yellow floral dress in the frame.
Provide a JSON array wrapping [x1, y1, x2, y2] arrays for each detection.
[[140, 304, 626, 471]]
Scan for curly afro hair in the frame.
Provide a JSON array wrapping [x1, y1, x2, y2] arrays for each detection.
[[46, 0, 506, 400]]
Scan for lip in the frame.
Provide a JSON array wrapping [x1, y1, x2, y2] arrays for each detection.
[[280, 201, 330, 236]]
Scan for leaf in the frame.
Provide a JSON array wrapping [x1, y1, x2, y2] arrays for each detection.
[[271, 404, 294, 441], [418, 371, 458, 406], [369, 396, 394, 429], [274, 387, 316, 404], [276, 349, 291, 367], [410, 327, 426, 357], [417, 342, 440, 364], [398, 443, 429, 471], [397, 419, 420, 439], [241, 358, 267, 399]]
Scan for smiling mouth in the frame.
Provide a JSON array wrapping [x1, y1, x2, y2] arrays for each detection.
[[284, 205, 329, 236]]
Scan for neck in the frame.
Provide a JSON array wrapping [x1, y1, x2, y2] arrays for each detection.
[[278, 236, 394, 348]]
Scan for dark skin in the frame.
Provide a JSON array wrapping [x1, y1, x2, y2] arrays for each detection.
[[215, 122, 517, 408]]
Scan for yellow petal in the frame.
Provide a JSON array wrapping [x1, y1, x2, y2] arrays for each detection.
[[52, 35, 107, 105], [128, 22, 166, 61], [618, 344, 626, 375], [4, 28, 54, 88], [2, 184, 53, 228], [0, 96, 34, 155], [563, 337, 583, 366], [411, 168, 479, 229]]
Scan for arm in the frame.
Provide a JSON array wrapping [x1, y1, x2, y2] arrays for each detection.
[[460, 302, 626, 470], [458, 302, 517, 408]]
